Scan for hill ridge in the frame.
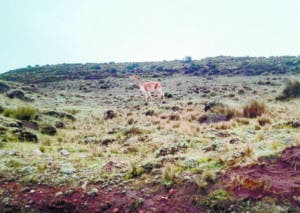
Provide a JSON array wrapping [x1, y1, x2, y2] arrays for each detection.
[[1, 56, 299, 83]]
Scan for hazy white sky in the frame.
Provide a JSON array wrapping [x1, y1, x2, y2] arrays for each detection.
[[1, 0, 299, 72]]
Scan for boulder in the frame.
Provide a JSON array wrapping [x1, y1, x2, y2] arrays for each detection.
[[17, 131, 38, 142], [41, 124, 57, 136], [0, 82, 10, 94], [55, 121, 65, 128], [6, 90, 26, 100]]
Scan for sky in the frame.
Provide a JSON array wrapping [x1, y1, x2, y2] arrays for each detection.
[[1, 0, 299, 73]]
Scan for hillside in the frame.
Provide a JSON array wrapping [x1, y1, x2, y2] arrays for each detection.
[[1, 56, 300, 83], [0, 56, 300, 212]]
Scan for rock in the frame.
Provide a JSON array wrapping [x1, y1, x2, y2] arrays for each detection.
[[0, 82, 10, 94], [0, 150, 8, 156], [33, 149, 43, 156], [171, 106, 182, 111], [83, 136, 101, 144], [60, 163, 76, 174], [41, 124, 57, 136], [55, 121, 64, 128], [165, 92, 173, 98], [6, 90, 30, 101], [291, 121, 300, 128], [104, 110, 116, 120], [8, 121, 23, 128], [141, 162, 154, 173], [60, 149, 69, 156], [55, 192, 63, 197], [0, 150, 18, 156], [22, 121, 39, 130], [101, 137, 115, 145], [17, 131, 38, 143], [145, 110, 155, 116], [87, 188, 99, 196], [183, 176, 192, 181]]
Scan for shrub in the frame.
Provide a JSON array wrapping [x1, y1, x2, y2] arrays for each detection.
[[243, 100, 265, 118], [277, 80, 300, 100], [3, 106, 38, 121]]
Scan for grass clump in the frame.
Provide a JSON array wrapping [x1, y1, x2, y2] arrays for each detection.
[[257, 116, 271, 126], [3, 106, 38, 121], [277, 80, 300, 100], [198, 189, 231, 210], [243, 100, 265, 118], [162, 163, 176, 186], [64, 108, 80, 115]]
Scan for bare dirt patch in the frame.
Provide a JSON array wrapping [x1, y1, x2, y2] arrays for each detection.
[[223, 146, 300, 206]]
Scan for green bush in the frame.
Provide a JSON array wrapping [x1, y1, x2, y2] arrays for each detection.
[[3, 106, 38, 121], [277, 80, 300, 100]]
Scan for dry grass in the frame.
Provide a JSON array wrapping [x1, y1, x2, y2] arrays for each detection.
[[257, 116, 271, 126], [162, 163, 176, 182], [235, 117, 250, 125], [215, 122, 232, 130], [211, 105, 242, 120], [243, 100, 265, 118]]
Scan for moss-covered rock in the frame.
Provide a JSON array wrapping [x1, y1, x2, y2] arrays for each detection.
[[17, 131, 38, 143], [40, 124, 57, 136]]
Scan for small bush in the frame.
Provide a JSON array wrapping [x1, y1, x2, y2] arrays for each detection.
[[243, 100, 265, 118], [3, 106, 38, 121], [277, 80, 300, 100]]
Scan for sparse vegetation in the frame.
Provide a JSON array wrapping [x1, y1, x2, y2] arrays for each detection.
[[0, 59, 299, 212]]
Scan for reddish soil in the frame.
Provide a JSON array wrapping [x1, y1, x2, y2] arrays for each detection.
[[0, 180, 201, 213], [223, 146, 300, 206]]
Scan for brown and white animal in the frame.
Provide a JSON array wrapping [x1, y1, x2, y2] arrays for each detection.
[[129, 75, 165, 102]]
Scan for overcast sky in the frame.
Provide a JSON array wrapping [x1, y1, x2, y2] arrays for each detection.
[[1, 0, 299, 73]]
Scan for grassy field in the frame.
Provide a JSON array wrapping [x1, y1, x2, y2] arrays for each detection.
[[0, 74, 300, 212]]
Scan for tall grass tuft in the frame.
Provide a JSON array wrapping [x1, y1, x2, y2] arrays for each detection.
[[243, 100, 265, 118], [3, 106, 38, 121]]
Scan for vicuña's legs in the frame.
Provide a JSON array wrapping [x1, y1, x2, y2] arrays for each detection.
[[142, 91, 152, 102]]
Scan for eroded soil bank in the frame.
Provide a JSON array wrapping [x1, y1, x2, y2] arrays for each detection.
[[223, 146, 300, 206], [0, 180, 201, 213]]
